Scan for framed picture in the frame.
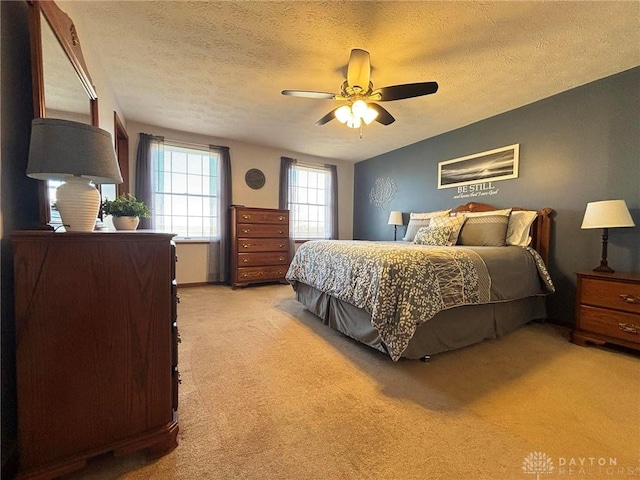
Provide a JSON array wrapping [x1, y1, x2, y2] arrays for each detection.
[[438, 144, 519, 189]]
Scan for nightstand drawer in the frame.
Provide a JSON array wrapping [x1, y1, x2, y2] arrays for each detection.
[[581, 278, 640, 314], [579, 305, 640, 344]]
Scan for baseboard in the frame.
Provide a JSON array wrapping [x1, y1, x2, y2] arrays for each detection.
[[177, 282, 214, 288]]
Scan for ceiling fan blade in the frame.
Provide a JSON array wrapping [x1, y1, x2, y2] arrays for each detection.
[[346, 49, 371, 91], [315, 108, 338, 126], [282, 90, 336, 99], [369, 103, 395, 125], [377, 82, 439, 101]]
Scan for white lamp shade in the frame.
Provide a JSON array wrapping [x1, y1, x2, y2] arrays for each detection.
[[388, 211, 403, 226], [581, 200, 635, 229]]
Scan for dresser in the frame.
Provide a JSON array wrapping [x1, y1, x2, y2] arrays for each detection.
[[572, 271, 640, 351], [230, 206, 291, 288], [12, 231, 179, 479]]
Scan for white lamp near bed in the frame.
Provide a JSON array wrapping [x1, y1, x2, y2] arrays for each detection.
[[388, 211, 403, 241], [581, 199, 635, 273]]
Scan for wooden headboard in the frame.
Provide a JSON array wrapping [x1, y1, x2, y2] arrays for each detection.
[[452, 202, 554, 265]]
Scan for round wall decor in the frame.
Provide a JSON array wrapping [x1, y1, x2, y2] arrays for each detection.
[[245, 168, 266, 189]]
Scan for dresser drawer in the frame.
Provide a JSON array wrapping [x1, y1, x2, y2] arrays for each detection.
[[236, 208, 288, 224], [238, 252, 289, 266], [237, 223, 288, 238], [579, 305, 640, 345], [237, 265, 288, 282], [237, 239, 289, 252], [581, 277, 640, 314]]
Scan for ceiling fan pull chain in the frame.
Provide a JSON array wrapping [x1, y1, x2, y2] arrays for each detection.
[[359, 124, 363, 139]]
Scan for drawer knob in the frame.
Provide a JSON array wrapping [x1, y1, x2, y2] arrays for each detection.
[[619, 294, 640, 305], [242, 229, 251, 234], [619, 323, 640, 334], [242, 243, 250, 248], [278, 256, 285, 261], [242, 214, 251, 220], [279, 244, 284, 248], [242, 258, 249, 263], [278, 216, 285, 221], [278, 230, 284, 234]]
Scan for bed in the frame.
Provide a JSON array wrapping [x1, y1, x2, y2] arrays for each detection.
[[286, 202, 555, 361]]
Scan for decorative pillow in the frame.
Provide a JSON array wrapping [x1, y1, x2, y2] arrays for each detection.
[[457, 214, 510, 246], [402, 209, 452, 242], [455, 208, 512, 217], [428, 215, 466, 246], [506, 210, 538, 246], [413, 226, 453, 246]]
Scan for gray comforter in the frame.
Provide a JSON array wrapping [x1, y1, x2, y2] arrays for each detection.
[[286, 241, 554, 360]]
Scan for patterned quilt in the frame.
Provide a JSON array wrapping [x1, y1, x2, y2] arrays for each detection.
[[286, 241, 553, 360]]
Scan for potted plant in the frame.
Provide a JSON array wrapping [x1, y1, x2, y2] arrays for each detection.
[[101, 194, 151, 230]]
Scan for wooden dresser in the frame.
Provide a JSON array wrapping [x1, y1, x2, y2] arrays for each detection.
[[12, 231, 179, 479], [572, 271, 640, 351], [230, 206, 291, 288]]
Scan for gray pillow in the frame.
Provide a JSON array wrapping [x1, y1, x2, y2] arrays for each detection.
[[457, 214, 509, 246]]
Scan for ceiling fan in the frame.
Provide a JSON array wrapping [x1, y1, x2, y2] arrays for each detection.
[[281, 48, 438, 129]]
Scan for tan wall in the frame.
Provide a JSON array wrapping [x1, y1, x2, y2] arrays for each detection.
[[125, 121, 354, 285]]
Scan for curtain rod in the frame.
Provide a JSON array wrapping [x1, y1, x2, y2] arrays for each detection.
[[165, 138, 210, 150]]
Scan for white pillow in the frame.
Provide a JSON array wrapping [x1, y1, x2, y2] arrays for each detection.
[[402, 209, 452, 241], [506, 210, 538, 246], [457, 208, 512, 217], [409, 209, 451, 220]]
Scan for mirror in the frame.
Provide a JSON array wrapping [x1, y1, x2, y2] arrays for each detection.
[[28, 0, 100, 227], [41, 16, 92, 123]]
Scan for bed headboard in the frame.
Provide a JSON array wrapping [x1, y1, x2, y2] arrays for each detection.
[[452, 202, 554, 265]]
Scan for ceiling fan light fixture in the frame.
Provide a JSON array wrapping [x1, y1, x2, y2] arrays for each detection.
[[362, 106, 378, 125], [335, 105, 351, 124], [351, 99, 368, 117], [346, 114, 361, 129]]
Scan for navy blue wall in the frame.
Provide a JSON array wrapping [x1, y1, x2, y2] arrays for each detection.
[[354, 67, 640, 325]]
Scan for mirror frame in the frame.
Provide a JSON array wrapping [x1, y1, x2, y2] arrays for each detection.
[[28, 0, 99, 227]]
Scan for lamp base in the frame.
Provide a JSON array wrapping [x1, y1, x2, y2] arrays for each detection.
[[56, 176, 101, 232], [593, 264, 615, 274]]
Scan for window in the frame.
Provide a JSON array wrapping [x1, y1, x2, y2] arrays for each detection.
[[47, 180, 63, 226], [153, 143, 219, 238], [287, 163, 336, 239]]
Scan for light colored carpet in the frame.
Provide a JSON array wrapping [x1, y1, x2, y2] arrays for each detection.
[[69, 284, 640, 480]]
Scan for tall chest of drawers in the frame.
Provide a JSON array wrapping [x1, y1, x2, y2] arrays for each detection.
[[11, 231, 179, 479], [230, 206, 291, 288], [572, 271, 640, 351]]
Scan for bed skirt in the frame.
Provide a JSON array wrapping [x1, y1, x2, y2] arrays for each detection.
[[294, 282, 547, 359]]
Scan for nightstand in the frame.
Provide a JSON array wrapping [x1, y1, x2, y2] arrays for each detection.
[[572, 271, 640, 351]]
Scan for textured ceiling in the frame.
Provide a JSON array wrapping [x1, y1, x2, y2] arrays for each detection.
[[57, 1, 639, 162]]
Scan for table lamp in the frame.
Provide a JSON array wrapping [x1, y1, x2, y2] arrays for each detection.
[[580, 199, 635, 273], [388, 211, 403, 241], [27, 118, 123, 232]]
